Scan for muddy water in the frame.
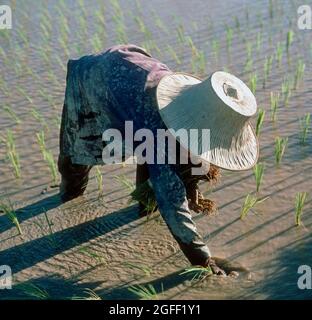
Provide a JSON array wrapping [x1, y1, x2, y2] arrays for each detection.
[[0, 0, 311, 299]]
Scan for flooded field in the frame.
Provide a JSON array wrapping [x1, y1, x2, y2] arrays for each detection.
[[0, 0, 311, 299]]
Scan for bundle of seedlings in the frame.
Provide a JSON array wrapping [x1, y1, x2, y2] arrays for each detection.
[[131, 164, 221, 216]]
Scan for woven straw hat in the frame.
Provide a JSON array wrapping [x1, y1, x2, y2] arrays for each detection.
[[156, 71, 259, 171]]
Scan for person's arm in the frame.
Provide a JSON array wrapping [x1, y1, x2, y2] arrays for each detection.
[[147, 163, 211, 266]]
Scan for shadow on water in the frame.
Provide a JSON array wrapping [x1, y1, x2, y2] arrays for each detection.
[[0, 194, 63, 234], [0, 204, 140, 275], [1, 270, 194, 300], [239, 235, 312, 300]]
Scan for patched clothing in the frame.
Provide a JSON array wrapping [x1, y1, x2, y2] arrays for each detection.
[[59, 44, 211, 265]]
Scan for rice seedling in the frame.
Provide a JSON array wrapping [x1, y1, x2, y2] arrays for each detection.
[[167, 44, 181, 65], [71, 288, 102, 300], [225, 25, 233, 52], [32, 212, 57, 248], [249, 73, 257, 94], [293, 59, 305, 90], [95, 166, 103, 195], [0, 199, 22, 235], [240, 193, 268, 220], [256, 108, 265, 137], [128, 284, 159, 300], [36, 131, 47, 159], [30, 108, 47, 127], [186, 36, 199, 57], [295, 192, 307, 226], [263, 55, 273, 88], [275, 42, 283, 67], [130, 180, 158, 214], [123, 262, 152, 277], [191, 50, 206, 75], [114, 175, 135, 192], [281, 78, 292, 106], [152, 11, 169, 34], [270, 92, 280, 122], [212, 39, 220, 62], [253, 163, 265, 192], [176, 23, 186, 44], [5, 130, 21, 179], [244, 42, 253, 72], [16, 87, 34, 105], [275, 137, 288, 165], [180, 265, 213, 282], [3, 105, 21, 124], [286, 30, 294, 53], [299, 113, 310, 145], [15, 282, 50, 300], [79, 246, 106, 264], [44, 151, 58, 185]]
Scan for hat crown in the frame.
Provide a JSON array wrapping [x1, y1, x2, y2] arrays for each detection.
[[209, 71, 257, 117]]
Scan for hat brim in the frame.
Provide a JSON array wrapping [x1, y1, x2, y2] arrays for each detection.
[[156, 72, 259, 171]]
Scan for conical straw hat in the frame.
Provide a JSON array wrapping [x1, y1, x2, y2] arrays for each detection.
[[156, 71, 259, 171]]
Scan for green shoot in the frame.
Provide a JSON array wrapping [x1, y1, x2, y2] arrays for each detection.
[[0, 199, 22, 235], [44, 151, 58, 185], [270, 92, 280, 122], [128, 284, 158, 300], [114, 175, 135, 192], [225, 25, 233, 51], [286, 30, 294, 53], [281, 78, 292, 106], [36, 131, 47, 159], [3, 105, 21, 124], [293, 59, 305, 90], [30, 108, 47, 127], [180, 266, 213, 282], [71, 288, 102, 300], [16, 283, 50, 299], [167, 44, 181, 65], [79, 246, 106, 264], [123, 262, 152, 277], [256, 108, 265, 137], [263, 55, 273, 88], [240, 194, 268, 220], [249, 73, 257, 94], [275, 137, 288, 165], [295, 192, 307, 226], [275, 42, 283, 67], [253, 163, 265, 192], [130, 180, 157, 214], [212, 40, 220, 62], [299, 113, 310, 145], [5, 130, 21, 179]]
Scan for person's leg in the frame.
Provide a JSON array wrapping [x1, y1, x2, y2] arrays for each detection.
[[58, 155, 92, 202]]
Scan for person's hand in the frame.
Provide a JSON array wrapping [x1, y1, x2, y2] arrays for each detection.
[[205, 257, 227, 276], [187, 190, 216, 215]]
